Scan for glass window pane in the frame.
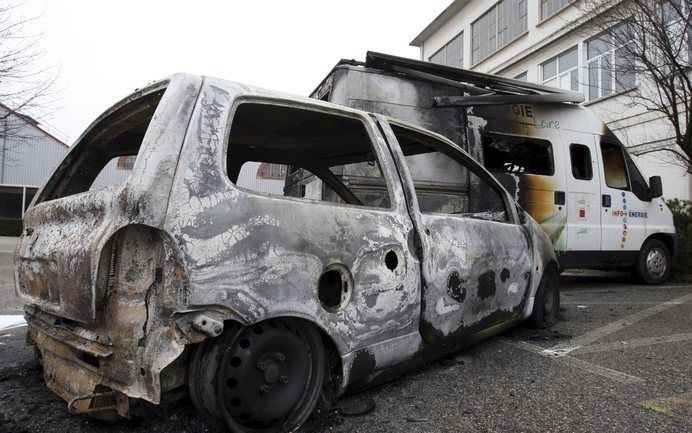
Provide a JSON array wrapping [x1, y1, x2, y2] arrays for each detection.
[[482, 133, 555, 176], [570, 144, 592, 180], [559, 47, 578, 72], [570, 70, 579, 91], [429, 47, 445, 65], [498, 0, 527, 47], [0, 187, 23, 219], [472, 6, 498, 63], [447, 32, 463, 67], [515, 71, 528, 81], [602, 54, 613, 95], [542, 0, 570, 19], [600, 141, 629, 190], [587, 35, 610, 59], [615, 47, 636, 91], [588, 62, 600, 99], [559, 73, 570, 90], [542, 58, 557, 80]]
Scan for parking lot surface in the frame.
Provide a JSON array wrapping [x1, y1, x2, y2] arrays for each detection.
[[0, 237, 690, 432]]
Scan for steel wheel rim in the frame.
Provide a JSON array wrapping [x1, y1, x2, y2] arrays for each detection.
[[217, 319, 322, 432], [646, 248, 666, 279]]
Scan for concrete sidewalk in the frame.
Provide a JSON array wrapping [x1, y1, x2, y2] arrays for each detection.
[[0, 236, 18, 253]]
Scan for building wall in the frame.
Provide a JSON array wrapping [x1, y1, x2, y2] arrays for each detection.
[[412, 0, 691, 200]]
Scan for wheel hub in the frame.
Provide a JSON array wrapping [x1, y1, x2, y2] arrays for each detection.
[[217, 320, 313, 428], [646, 248, 666, 278]]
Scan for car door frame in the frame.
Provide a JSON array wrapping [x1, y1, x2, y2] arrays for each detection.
[[374, 114, 534, 346]]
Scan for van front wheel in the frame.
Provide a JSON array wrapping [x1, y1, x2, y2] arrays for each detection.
[[635, 239, 671, 285]]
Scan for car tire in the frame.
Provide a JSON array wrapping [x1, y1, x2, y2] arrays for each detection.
[[190, 318, 327, 433], [635, 239, 671, 285], [528, 267, 560, 329]]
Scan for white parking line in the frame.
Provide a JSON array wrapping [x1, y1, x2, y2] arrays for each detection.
[[501, 338, 644, 384], [544, 293, 692, 357], [0, 315, 26, 330], [570, 332, 692, 355]]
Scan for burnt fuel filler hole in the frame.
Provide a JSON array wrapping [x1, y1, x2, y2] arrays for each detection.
[[385, 251, 398, 271], [318, 267, 352, 312]]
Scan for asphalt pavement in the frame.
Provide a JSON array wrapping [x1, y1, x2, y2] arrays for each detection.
[[0, 238, 690, 432]]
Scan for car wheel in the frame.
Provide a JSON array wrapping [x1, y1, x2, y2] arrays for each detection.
[[190, 318, 326, 433], [635, 239, 671, 285], [529, 267, 560, 328]]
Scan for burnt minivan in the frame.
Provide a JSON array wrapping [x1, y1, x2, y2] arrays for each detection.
[[15, 73, 557, 432]]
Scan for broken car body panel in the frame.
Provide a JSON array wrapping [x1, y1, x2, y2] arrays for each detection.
[[14, 74, 556, 416]]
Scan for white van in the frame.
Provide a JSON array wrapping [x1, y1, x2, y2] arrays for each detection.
[[313, 52, 677, 284]]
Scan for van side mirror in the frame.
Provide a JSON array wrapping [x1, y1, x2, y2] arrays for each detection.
[[649, 176, 663, 199]]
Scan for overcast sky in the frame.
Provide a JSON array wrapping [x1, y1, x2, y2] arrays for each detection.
[[20, 0, 451, 143]]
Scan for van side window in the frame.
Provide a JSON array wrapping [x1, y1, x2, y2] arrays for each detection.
[[624, 152, 649, 201], [569, 144, 593, 180], [226, 102, 391, 209], [391, 124, 509, 223], [482, 133, 554, 176], [600, 141, 629, 190]]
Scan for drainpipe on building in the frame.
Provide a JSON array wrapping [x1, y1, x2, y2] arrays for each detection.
[[0, 115, 6, 184]]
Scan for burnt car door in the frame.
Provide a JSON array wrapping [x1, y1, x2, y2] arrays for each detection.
[[377, 117, 533, 345]]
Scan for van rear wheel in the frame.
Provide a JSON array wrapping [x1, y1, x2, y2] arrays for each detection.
[[189, 318, 326, 433], [635, 239, 671, 285]]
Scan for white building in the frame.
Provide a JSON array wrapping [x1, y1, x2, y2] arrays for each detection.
[[410, 0, 691, 200]]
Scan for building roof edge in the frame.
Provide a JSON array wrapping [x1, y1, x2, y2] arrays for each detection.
[[409, 0, 469, 47]]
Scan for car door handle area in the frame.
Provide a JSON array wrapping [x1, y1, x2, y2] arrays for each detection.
[[602, 194, 611, 208], [554, 191, 565, 206]]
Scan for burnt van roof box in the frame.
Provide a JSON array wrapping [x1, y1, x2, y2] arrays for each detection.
[[362, 51, 585, 107]]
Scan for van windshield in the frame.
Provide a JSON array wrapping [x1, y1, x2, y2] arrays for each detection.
[[36, 85, 166, 203]]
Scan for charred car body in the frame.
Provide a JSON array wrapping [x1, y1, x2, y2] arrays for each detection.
[[15, 70, 558, 431]]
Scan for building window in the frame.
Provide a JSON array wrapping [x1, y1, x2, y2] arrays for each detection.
[[541, 0, 570, 20], [472, 0, 527, 65], [429, 31, 463, 68], [256, 163, 287, 180], [541, 46, 579, 91], [662, 0, 692, 65], [116, 155, 136, 170], [514, 71, 528, 81], [586, 26, 636, 100]]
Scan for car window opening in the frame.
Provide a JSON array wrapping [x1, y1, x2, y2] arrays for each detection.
[[37, 88, 166, 203], [226, 102, 391, 209], [391, 124, 508, 223]]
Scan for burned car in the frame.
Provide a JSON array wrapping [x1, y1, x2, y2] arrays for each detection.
[[15, 73, 558, 432]]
